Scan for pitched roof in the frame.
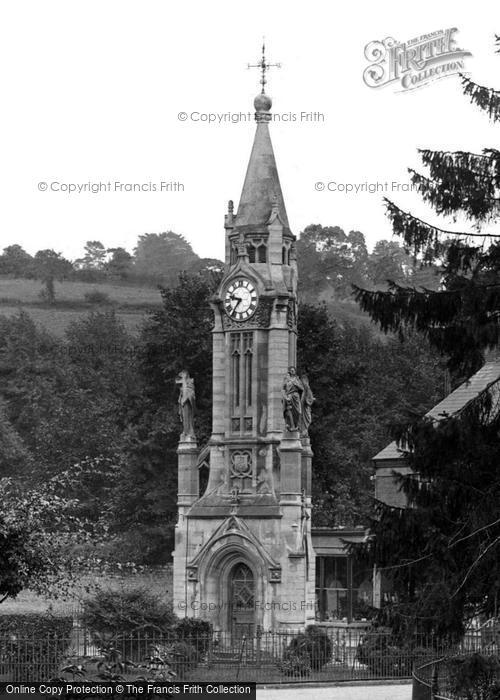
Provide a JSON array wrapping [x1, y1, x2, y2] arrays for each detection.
[[373, 358, 500, 461], [234, 121, 290, 233]]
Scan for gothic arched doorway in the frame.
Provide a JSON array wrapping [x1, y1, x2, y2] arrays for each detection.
[[229, 562, 255, 638]]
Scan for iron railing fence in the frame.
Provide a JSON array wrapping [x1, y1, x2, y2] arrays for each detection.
[[0, 626, 495, 684]]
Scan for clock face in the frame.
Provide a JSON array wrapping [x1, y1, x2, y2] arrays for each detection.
[[224, 278, 258, 321]]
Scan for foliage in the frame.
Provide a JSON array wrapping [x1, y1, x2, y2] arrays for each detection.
[[0, 614, 73, 682], [33, 249, 73, 304], [277, 650, 311, 677], [297, 225, 369, 300], [83, 289, 110, 304], [0, 613, 73, 637], [75, 241, 107, 271], [297, 226, 439, 303], [0, 311, 136, 480], [357, 387, 500, 640], [106, 247, 133, 279], [356, 629, 431, 678], [0, 476, 103, 602], [55, 640, 177, 688], [281, 626, 332, 672], [0, 245, 34, 277], [167, 640, 199, 674], [446, 653, 500, 700], [353, 36, 500, 640], [0, 398, 32, 476], [174, 618, 213, 655], [354, 39, 500, 376], [133, 232, 198, 286], [114, 272, 218, 561], [82, 588, 176, 639], [297, 302, 443, 526]]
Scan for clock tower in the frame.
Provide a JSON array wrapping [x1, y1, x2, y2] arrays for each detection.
[[172, 63, 315, 634]]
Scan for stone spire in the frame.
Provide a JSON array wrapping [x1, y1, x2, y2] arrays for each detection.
[[234, 46, 290, 235]]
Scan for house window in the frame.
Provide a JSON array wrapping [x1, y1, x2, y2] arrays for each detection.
[[258, 243, 267, 263], [315, 556, 373, 622]]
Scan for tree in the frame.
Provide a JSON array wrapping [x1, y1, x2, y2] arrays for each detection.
[[297, 303, 443, 526], [133, 232, 198, 285], [367, 240, 411, 287], [354, 40, 500, 375], [0, 476, 103, 602], [297, 225, 370, 301], [353, 37, 500, 637], [359, 388, 500, 640], [33, 249, 73, 303], [106, 247, 133, 279], [0, 245, 34, 277], [0, 399, 32, 477], [0, 311, 133, 478], [75, 241, 107, 271], [115, 273, 216, 563]]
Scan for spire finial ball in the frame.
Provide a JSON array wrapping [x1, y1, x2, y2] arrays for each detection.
[[254, 93, 272, 112]]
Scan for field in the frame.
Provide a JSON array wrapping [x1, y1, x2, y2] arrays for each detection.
[[0, 277, 163, 336]]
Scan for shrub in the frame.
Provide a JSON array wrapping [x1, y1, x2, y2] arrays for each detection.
[[167, 640, 199, 676], [356, 630, 431, 678], [488, 682, 500, 700], [175, 618, 212, 655], [82, 588, 176, 640], [446, 653, 500, 700], [279, 626, 332, 675], [84, 290, 110, 304], [0, 613, 73, 681], [55, 641, 177, 687], [277, 651, 311, 677]]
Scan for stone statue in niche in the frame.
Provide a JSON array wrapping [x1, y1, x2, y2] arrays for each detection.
[[299, 373, 315, 436], [176, 369, 196, 439], [282, 366, 304, 432]]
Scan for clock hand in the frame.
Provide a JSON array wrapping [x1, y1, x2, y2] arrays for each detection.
[[230, 292, 244, 311]]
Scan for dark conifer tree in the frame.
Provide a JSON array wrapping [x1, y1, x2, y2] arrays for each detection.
[[353, 37, 500, 639], [355, 36, 500, 377]]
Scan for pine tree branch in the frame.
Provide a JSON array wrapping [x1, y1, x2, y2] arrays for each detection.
[[376, 552, 433, 572], [385, 199, 499, 240], [451, 535, 500, 597], [449, 516, 500, 547], [419, 147, 500, 171], [409, 170, 500, 221], [461, 74, 500, 122]]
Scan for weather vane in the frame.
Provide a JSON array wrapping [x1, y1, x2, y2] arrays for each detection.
[[248, 40, 281, 94]]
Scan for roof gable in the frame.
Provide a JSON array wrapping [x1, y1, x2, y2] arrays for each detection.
[[373, 359, 500, 462]]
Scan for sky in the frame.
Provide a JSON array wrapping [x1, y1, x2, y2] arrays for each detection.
[[1, 0, 500, 262]]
